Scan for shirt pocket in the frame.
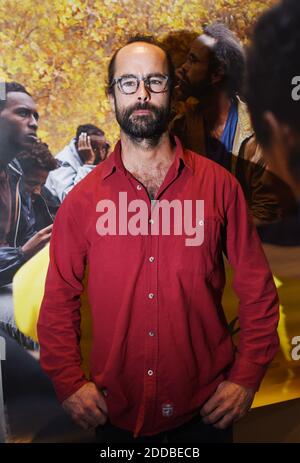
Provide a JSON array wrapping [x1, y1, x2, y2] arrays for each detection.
[[190, 216, 223, 279]]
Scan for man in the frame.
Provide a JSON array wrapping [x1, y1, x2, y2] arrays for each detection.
[[45, 124, 110, 202], [172, 23, 281, 225], [245, 0, 300, 245], [38, 37, 279, 443], [0, 82, 52, 287], [18, 142, 60, 232]]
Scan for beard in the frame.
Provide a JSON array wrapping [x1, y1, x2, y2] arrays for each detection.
[[193, 79, 215, 100], [177, 71, 214, 101], [115, 100, 170, 144]]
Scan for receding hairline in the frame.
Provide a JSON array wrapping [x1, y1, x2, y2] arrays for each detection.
[[195, 33, 217, 50], [114, 41, 169, 70], [5, 91, 36, 106]]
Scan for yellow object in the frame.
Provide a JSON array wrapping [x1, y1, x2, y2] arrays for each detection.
[[13, 244, 92, 374], [13, 245, 50, 341]]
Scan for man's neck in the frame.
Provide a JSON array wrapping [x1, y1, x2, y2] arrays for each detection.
[[120, 131, 175, 173], [0, 144, 18, 171], [201, 89, 232, 134]]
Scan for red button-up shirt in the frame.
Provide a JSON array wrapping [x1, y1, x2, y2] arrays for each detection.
[[38, 137, 279, 438]]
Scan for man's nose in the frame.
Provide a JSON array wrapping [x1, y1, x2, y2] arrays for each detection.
[[33, 185, 41, 195], [28, 114, 38, 130], [137, 80, 151, 102], [176, 63, 187, 78]]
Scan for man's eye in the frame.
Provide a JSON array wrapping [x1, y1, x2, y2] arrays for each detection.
[[122, 80, 136, 87], [149, 79, 163, 85], [187, 56, 196, 64]]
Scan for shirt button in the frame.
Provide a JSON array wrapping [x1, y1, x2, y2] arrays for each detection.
[[137, 184, 142, 190], [198, 220, 204, 226], [149, 219, 154, 225], [148, 330, 155, 337], [147, 369, 154, 376], [148, 293, 155, 299], [101, 388, 108, 397], [149, 256, 155, 263]]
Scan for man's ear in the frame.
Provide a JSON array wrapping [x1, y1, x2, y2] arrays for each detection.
[[211, 68, 224, 85], [109, 92, 116, 114]]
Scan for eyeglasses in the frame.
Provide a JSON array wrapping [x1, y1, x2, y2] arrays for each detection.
[[111, 74, 169, 94]]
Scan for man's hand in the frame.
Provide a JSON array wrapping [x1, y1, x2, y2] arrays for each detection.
[[21, 224, 53, 259], [62, 382, 108, 430], [200, 380, 255, 429], [77, 132, 96, 165]]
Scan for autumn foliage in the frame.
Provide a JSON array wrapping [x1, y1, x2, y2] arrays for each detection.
[[0, 0, 276, 152]]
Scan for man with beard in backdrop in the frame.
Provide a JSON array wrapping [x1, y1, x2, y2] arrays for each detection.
[[38, 37, 279, 443], [172, 23, 283, 226]]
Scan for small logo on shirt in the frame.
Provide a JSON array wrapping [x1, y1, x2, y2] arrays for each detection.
[[162, 403, 174, 417]]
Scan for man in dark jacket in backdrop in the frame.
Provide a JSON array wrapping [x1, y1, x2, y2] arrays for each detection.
[[0, 82, 52, 287]]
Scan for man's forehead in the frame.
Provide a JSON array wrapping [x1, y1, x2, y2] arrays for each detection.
[[89, 134, 105, 142], [26, 169, 48, 180], [188, 35, 216, 60], [115, 42, 167, 76], [195, 34, 217, 50], [6, 92, 36, 110]]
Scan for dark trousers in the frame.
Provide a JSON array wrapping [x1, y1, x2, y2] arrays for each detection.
[[95, 413, 233, 444]]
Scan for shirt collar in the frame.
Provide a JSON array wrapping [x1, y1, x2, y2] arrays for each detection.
[[101, 135, 194, 180]]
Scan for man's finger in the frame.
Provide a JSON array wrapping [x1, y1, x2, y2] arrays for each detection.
[[85, 409, 107, 428], [85, 402, 107, 426], [87, 135, 92, 149], [200, 392, 223, 417], [78, 133, 88, 150], [95, 392, 108, 416], [202, 404, 232, 425], [79, 406, 101, 428], [40, 224, 53, 234], [75, 416, 93, 430], [78, 133, 84, 149], [212, 411, 236, 430]]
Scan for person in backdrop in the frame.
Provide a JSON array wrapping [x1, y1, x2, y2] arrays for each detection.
[[0, 82, 52, 287], [172, 23, 282, 226], [18, 142, 60, 232], [45, 124, 110, 202], [38, 36, 279, 443], [245, 0, 300, 245]]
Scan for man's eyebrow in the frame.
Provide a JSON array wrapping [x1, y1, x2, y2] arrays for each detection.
[[117, 74, 137, 79], [15, 105, 31, 111], [146, 73, 167, 78], [188, 52, 199, 61], [14, 105, 39, 119]]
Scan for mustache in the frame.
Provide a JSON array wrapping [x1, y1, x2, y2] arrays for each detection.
[[176, 68, 189, 84], [128, 102, 158, 113]]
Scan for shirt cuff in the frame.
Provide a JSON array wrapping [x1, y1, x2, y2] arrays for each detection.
[[227, 355, 268, 391], [55, 377, 90, 403]]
